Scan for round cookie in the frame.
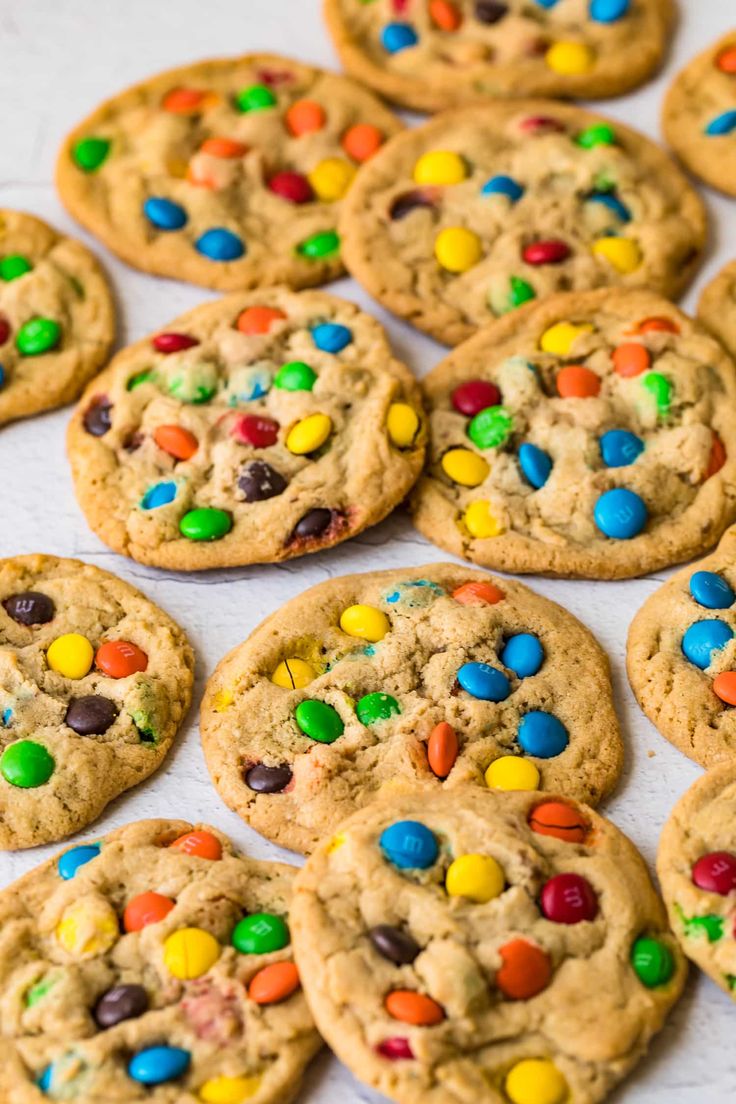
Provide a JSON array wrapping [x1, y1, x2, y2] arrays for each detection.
[[698, 259, 736, 363], [0, 555, 194, 849], [67, 289, 425, 570], [200, 563, 622, 854], [0, 209, 114, 426], [325, 0, 674, 113], [658, 764, 736, 1000], [0, 818, 321, 1103], [338, 101, 706, 346], [627, 525, 736, 768], [56, 54, 402, 291], [662, 31, 736, 198], [291, 788, 685, 1104], [413, 288, 736, 580]]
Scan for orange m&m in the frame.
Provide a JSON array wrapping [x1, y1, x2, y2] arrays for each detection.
[[200, 137, 248, 158], [496, 938, 552, 1000], [452, 581, 504, 606], [427, 722, 458, 778], [236, 306, 287, 335], [95, 640, 148, 679], [717, 46, 736, 74], [169, 829, 223, 861], [556, 365, 601, 398], [714, 672, 736, 706], [285, 99, 326, 136], [612, 342, 650, 378], [528, 800, 588, 843], [249, 961, 300, 1004], [429, 0, 462, 31], [153, 424, 198, 461], [342, 123, 384, 163], [123, 891, 175, 933], [162, 87, 208, 114], [633, 316, 679, 335], [385, 990, 445, 1026]]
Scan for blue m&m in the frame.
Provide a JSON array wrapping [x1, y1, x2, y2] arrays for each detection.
[[681, 620, 734, 670], [517, 711, 568, 758], [58, 842, 101, 880], [312, 322, 352, 353], [501, 634, 544, 678], [143, 197, 187, 231], [590, 0, 630, 22], [141, 482, 177, 510], [195, 228, 245, 261], [519, 442, 552, 489], [481, 175, 524, 203], [381, 23, 418, 53], [380, 820, 438, 869], [599, 430, 644, 468], [689, 571, 736, 610], [705, 111, 736, 136], [128, 1046, 191, 1086], [457, 661, 511, 702], [594, 488, 647, 539], [586, 192, 631, 222]]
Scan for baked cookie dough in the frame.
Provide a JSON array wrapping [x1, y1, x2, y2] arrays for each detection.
[[325, 0, 674, 113], [0, 555, 193, 849], [0, 209, 114, 427], [0, 818, 321, 1103], [339, 101, 706, 346], [627, 525, 736, 768], [698, 259, 736, 362], [67, 289, 425, 570], [200, 564, 622, 854], [662, 31, 736, 198], [413, 289, 736, 580], [291, 788, 685, 1104], [56, 54, 402, 291]]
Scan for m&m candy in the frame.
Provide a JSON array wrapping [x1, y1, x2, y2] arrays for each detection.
[[248, 961, 300, 1004], [691, 851, 736, 895], [129, 1046, 191, 1086], [529, 801, 588, 843], [58, 843, 101, 880], [164, 928, 220, 979], [457, 661, 511, 702], [485, 756, 540, 791], [689, 571, 735, 610], [232, 913, 290, 954], [594, 488, 647, 539], [496, 939, 552, 999], [380, 820, 438, 869], [540, 872, 598, 923], [501, 633, 544, 678], [681, 620, 734, 669], [517, 712, 568, 758]]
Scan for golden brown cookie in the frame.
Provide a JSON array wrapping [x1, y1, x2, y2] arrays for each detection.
[[698, 259, 736, 362]]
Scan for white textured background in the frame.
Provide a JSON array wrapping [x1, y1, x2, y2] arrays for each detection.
[[0, 1, 734, 1100]]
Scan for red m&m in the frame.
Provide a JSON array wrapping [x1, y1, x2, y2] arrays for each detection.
[[451, 378, 501, 416], [95, 640, 148, 679], [691, 851, 736, 895], [232, 414, 280, 448], [540, 873, 598, 923], [152, 332, 199, 354], [522, 240, 570, 266]]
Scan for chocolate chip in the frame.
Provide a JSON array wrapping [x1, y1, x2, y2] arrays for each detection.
[[368, 925, 421, 964], [65, 696, 118, 736], [94, 984, 148, 1029], [290, 508, 333, 541], [3, 591, 55, 625], [475, 0, 508, 22], [238, 461, 288, 502], [245, 763, 293, 793], [390, 189, 436, 221], [83, 396, 112, 436]]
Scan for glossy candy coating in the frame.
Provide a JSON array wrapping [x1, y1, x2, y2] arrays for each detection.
[[594, 488, 647, 539], [540, 872, 598, 923], [295, 700, 344, 743], [380, 820, 438, 869], [517, 711, 568, 758], [457, 661, 511, 702], [232, 912, 290, 955], [689, 571, 735, 610], [501, 633, 543, 677], [681, 620, 734, 670]]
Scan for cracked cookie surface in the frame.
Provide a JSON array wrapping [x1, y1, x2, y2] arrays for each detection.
[[56, 54, 401, 291], [67, 288, 425, 570], [325, 0, 673, 113], [0, 818, 321, 1104], [291, 788, 684, 1104], [0, 556, 193, 849], [0, 209, 114, 427], [412, 288, 736, 579], [200, 564, 622, 855], [339, 101, 706, 346]]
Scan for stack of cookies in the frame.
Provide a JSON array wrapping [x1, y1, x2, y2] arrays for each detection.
[[2, 4, 736, 1103]]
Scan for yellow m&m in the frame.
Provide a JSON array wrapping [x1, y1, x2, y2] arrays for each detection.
[[591, 236, 642, 274], [286, 413, 332, 455], [271, 658, 316, 689], [413, 150, 467, 186], [463, 500, 504, 539], [213, 688, 234, 712], [545, 41, 595, 75], [485, 756, 540, 791], [441, 448, 489, 487], [47, 633, 94, 679], [505, 1059, 568, 1104], [164, 927, 220, 980], [56, 897, 119, 958], [446, 854, 505, 903], [308, 158, 356, 201], [539, 322, 593, 357], [340, 604, 390, 643], [435, 227, 482, 272], [387, 402, 420, 448], [199, 1075, 262, 1103]]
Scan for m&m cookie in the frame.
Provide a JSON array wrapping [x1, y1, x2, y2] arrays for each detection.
[[0, 556, 193, 848], [324, 0, 673, 112], [658, 763, 736, 1000], [413, 288, 736, 579], [338, 101, 706, 346], [200, 564, 622, 853], [699, 259, 736, 365], [0, 209, 114, 426], [0, 819, 321, 1102], [55, 54, 401, 290], [663, 32, 736, 198], [291, 789, 684, 1104], [628, 525, 736, 768], [67, 289, 425, 570]]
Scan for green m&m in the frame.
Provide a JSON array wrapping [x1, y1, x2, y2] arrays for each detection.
[[73, 137, 111, 172], [0, 254, 32, 281], [356, 692, 400, 726], [273, 361, 317, 392], [508, 276, 536, 310], [576, 123, 616, 149], [295, 700, 344, 743], [127, 369, 156, 391], [26, 976, 57, 1008], [297, 231, 340, 260], [236, 84, 276, 112], [16, 318, 61, 356], [179, 508, 232, 542], [631, 937, 675, 988], [642, 371, 672, 416], [232, 913, 289, 955], [467, 406, 513, 449], [0, 740, 55, 788]]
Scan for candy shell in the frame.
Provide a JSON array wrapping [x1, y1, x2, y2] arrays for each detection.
[[236, 305, 286, 335], [342, 123, 383, 162], [590, 0, 630, 21], [312, 322, 352, 353], [164, 927, 220, 979], [529, 801, 588, 843], [593, 488, 647, 539], [195, 228, 245, 261], [467, 405, 513, 448], [681, 619, 733, 669], [380, 820, 438, 869], [689, 571, 735, 610], [58, 843, 101, 880], [169, 830, 223, 860], [232, 912, 289, 955], [47, 633, 93, 679], [56, 898, 119, 957], [546, 41, 594, 75], [308, 158, 356, 201], [599, 429, 644, 468], [631, 936, 675, 987], [232, 414, 279, 447], [340, 604, 390, 642], [143, 197, 187, 230], [435, 226, 481, 272], [356, 692, 400, 725], [457, 661, 510, 702], [496, 939, 552, 999], [268, 171, 313, 204], [73, 137, 110, 172], [286, 413, 332, 454], [428, 721, 459, 778], [592, 236, 641, 273], [0, 254, 32, 281], [485, 756, 540, 791], [414, 150, 466, 186], [370, 925, 421, 964], [286, 99, 326, 136], [518, 443, 552, 489], [248, 961, 300, 1004], [274, 360, 317, 391], [522, 240, 570, 266], [381, 23, 419, 53], [446, 853, 504, 902], [481, 175, 523, 202], [505, 1058, 568, 1104], [713, 672, 736, 706], [451, 379, 501, 415], [124, 892, 175, 932], [376, 1037, 414, 1060], [556, 365, 600, 398], [517, 712, 568, 758], [297, 230, 340, 259], [199, 1075, 262, 1103], [179, 508, 232, 541], [385, 990, 444, 1025], [129, 1046, 191, 1086], [541, 873, 598, 923], [387, 403, 420, 448], [142, 482, 177, 510], [16, 318, 61, 356], [1, 740, 54, 788], [691, 851, 736, 895], [245, 763, 293, 792], [452, 581, 504, 606], [501, 633, 543, 678], [95, 983, 148, 1028], [271, 659, 316, 689], [705, 110, 736, 137], [295, 700, 344, 743], [236, 85, 276, 112]]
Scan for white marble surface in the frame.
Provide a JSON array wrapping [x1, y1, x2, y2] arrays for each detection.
[[0, 1, 735, 1100]]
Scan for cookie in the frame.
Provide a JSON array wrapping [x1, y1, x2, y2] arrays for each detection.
[[627, 525, 736, 768], [413, 288, 736, 580], [200, 563, 622, 854], [0, 209, 114, 426], [56, 54, 402, 291], [325, 0, 673, 113], [0, 555, 193, 849], [0, 818, 321, 1103], [291, 788, 685, 1104], [698, 259, 736, 362], [662, 32, 736, 198], [67, 289, 425, 570], [338, 101, 707, 346]]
